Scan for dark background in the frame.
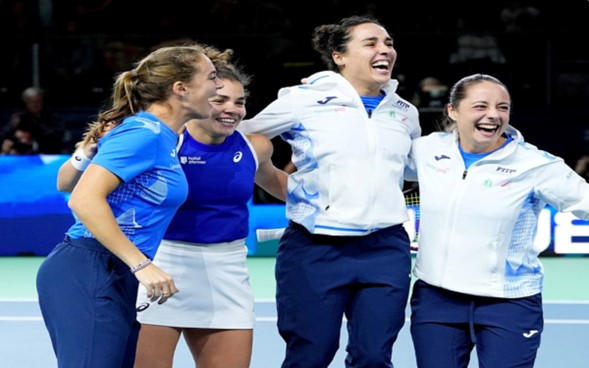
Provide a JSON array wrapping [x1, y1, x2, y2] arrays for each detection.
[[1, 0, 588, 167]]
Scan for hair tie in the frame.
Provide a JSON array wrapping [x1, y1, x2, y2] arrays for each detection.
[[130, 70, 138, 78]]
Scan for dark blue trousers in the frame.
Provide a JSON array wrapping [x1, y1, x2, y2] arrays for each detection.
[[36, 236, 140, 368], [410, 280, 543, 368], [276, 222, 411, 368]]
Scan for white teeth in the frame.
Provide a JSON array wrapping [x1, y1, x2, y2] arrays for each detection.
[[372, 61, 389, 68], [476, 124, 500, 133], [218, 118, 235, 124]]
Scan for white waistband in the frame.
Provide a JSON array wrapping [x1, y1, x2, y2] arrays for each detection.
[[160, 238, 246, 253]]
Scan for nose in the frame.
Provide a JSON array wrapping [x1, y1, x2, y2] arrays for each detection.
[[378, 44, 397, 64], [486, 107, 501, 120], [223, 103, 238, 113], [378, 44, 390, 54]]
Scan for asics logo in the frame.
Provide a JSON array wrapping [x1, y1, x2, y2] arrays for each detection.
[[434, 155, 450, 161], [317, 96, 337, 104], [74, 155, 83, 161], [233, 151, 243, 163], [136, 302, 150, 312], [522, 330, 539, 338]]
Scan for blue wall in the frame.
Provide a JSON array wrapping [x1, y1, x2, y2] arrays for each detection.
[[0, 155, 287, 256]]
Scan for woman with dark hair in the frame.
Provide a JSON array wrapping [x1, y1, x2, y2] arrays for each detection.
[[239, 15, 420, 367]]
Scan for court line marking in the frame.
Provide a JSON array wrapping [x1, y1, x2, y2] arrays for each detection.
[[2, 298, 589, 304], [544, 300, 589, 304], [4, 317, 589, 324], [0, 317, 43, 321], [3, 299, 589, 324], [544, 319, 589, 324]]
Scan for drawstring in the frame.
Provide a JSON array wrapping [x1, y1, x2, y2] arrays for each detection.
[[468, 300, 476, 343]]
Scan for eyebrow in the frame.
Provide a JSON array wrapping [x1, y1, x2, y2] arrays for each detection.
[[213, 94, 246, 100], [360, 36, 392, 43]]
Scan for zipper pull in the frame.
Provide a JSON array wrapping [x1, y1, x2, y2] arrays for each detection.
[[462, 169, 468, 179]]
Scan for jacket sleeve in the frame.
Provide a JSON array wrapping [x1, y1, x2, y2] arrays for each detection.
[[237, 88, 297, 139], [404, 144, 418, 182], [536, 160, 589, 220], [408, 105, 422, 140]]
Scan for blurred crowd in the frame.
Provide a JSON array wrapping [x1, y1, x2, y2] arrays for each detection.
[[1, 87, 65, 155], [1, 0, 588, 187], [2, 0, 583, 108]]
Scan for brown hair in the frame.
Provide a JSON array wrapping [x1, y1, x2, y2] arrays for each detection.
[[439, 73, 510, 132], [78, 43, 214, 147]]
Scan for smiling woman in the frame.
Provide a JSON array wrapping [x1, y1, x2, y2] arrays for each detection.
[[237, 14, 421, 368], [35, 43, 222, 368], [405, 73, 589, 368]]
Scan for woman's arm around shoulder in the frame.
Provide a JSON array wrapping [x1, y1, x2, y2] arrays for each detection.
[[57, 120, 117, 192], [248, 133, 288, 202], [56, 143, 98, 192]]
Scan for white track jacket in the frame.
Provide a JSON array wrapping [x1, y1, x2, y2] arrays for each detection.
[[406, 126, 589, 298], [239, 71, 421, 236]]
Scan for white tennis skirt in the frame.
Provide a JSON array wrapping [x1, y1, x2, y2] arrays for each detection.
[[136, 238, 255, 329]]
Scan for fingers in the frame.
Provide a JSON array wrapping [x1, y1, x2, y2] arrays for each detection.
[[149, 287, 178, 305], [156, 289, 172, 305], [146, 283, 179, 305], [138, 265, 179, 305]]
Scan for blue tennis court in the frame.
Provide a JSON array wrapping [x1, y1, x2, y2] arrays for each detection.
[[1, 299, 588, 367], [1, 256, 588, 367]]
